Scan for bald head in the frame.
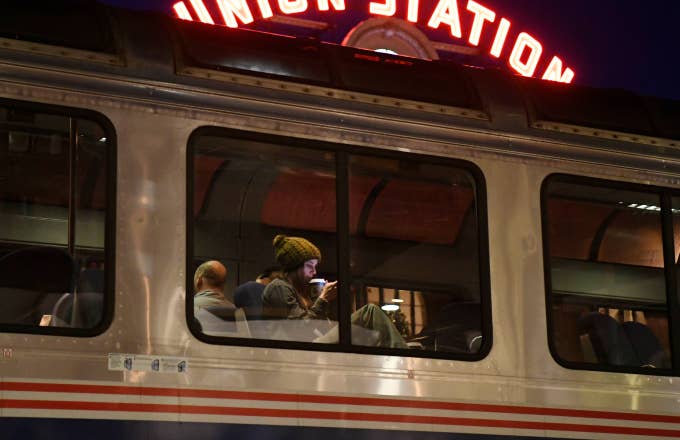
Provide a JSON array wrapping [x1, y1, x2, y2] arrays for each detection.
[[194, 260, 227, 293]]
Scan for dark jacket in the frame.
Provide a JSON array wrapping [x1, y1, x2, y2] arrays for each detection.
[[262, 278, 329, 320]]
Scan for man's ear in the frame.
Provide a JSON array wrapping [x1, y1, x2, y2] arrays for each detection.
[[196, 277, 203, 291]]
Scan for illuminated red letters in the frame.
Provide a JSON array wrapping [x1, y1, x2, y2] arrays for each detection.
[[191, 0, 216, 23], [407, 0, 418, 22], [173, 2, 193, 20], [466, 0, 494, 46], [279, 0, 308, 15], [509, 32, 542, 77], [369, 0, 396, 17], [257, 0, 274, 18], [318, 0, 345, 11], [216, 0, 254, 27], [174, 0, 575, 83], [427, 0, 463, 38], [490, 17, 510, 58], [542, 56, 575, 83]]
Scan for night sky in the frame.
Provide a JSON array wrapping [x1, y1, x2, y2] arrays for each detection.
[[102, 0, 680, 101]]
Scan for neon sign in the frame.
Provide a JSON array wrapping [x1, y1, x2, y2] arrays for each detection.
[[173, 0, 575, 83]]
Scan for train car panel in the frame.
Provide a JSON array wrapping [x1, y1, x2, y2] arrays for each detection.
[[1, 4, 680, 440]]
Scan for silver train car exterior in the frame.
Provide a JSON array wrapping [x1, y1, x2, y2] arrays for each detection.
[[1, 3, 680, 439]]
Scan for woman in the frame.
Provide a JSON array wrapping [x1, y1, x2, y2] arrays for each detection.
[[262, 235, 407, 348]]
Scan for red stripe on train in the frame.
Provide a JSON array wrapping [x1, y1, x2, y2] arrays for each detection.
[[3, 399, 680, 438], [2, 381, 679, 424]]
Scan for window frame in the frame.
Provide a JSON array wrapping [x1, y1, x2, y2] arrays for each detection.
[[0, 98, 116, 337], [541, 173, 680, 375], [186, 126, 492, 360]]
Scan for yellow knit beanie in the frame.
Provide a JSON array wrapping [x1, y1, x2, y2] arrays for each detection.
[[273, 234, 321, 270]]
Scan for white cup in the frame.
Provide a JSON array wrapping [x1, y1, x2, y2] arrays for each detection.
[[309, 278, 326, 297]]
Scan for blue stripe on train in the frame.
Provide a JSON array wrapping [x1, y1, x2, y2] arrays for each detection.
[[1, 418, 574, 440]]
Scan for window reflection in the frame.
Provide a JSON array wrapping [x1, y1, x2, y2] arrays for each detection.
[[545, 178, 672, 369], [0, 106, 109, 330], [191, 136, 338, 342], [190, 133, 488, 356], [349, 155, 483, 353]]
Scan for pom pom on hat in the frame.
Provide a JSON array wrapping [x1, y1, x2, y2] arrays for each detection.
[[273, 234, 321, 270]]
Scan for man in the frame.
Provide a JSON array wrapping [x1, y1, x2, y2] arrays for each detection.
[[262, 235, 406, 348], [233, 266, 281, 319], [193, 260, 231, 313]]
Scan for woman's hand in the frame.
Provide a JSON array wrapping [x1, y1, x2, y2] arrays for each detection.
[[319, 280, 338, 302]]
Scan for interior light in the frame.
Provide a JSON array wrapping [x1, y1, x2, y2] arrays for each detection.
[[98, 137, 107, 143], [391, 298, 404, 303], [381, 304, 400, 312], [628, 203, 662, 212]]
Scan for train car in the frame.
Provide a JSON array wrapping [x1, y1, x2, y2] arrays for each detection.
[[1, 2, 680, 439]]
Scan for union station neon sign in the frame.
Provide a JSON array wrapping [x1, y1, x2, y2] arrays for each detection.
[[173, 0, 575, 83]]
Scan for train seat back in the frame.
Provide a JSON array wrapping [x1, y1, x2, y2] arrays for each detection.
[[417, 302, 482, 353], [0, 246, 75, 325], [578, 312, 637, 366], [622, 321, 669, 368], [52, 292, 104, 328], [77, 268, 105, 294], [465, 330, 483, 353], [233, 281, 265, 320], [196, 305, 251, 338]]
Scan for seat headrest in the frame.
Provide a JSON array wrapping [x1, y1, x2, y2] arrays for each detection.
[[0, 246, 74, 293], [203, 304, 237, 321]]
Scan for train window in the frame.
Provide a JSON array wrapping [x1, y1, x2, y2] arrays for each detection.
[[189, 128, 491, 358], [543, 175, 674, 372], [191, 134, 338, 343], [0, 102, 112, 334], [348, 155, 484, 353]]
